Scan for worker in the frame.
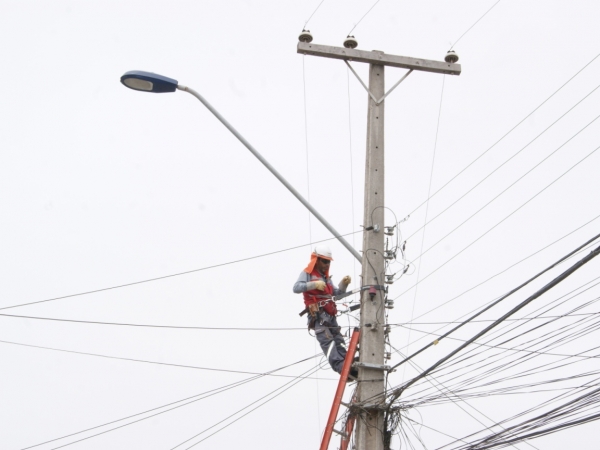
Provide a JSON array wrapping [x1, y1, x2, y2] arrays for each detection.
[[293, 245, 355, 377]]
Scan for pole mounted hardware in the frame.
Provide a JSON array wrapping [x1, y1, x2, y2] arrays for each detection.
[[298, 39, 461, 450], [353, 362, 391, 371], [343, 35, 358, 49], [297, 42, 461, 75], [445, 50, 460, 63], [298, 29, 313, 43]]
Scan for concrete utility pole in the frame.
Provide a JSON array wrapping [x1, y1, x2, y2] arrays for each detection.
[[298, 40, 460, 450]]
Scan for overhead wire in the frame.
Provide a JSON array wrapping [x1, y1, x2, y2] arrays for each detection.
[[50, 360, 328, 450], [20, 354, 323, 449], [398, 285, 600, 405], [0, 313, 309, 330], [0, 230, 361, 312], [348, 0, 383, 35], [403, 51, 600, 223], [391, 301, 600, 448], [390, 345, 536, 450], [169, 360, 327, 449], [303, 0, 327, 28], [302, 54, 313, 247], [399, 276, 600, 398], [395, 211, 600, 330], [405, 81, 600, 244], [393, 312, 600, 326], [388, 232, 600, 374], [450, 0, 503, 49], [403, 74, 446, 381], [394, 142, 600, 302], [387, 226, 600, 369], [388, 243, 600, 403], [416, 109, 600, 261], [0, 338, 334, 380]]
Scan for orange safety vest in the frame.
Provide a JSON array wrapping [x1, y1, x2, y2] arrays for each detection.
[[303, 269, 337, 316]]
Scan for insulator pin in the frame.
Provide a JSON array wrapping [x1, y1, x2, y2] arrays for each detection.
[[299, 29, 313, 43]]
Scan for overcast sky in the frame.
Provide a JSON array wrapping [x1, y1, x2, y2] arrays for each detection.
[[1, 1, 600, 449]]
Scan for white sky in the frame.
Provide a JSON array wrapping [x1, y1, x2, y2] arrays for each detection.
[[1, 1, 600, 449]]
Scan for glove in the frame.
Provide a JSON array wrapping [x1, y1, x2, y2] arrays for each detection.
[[307, 280, 326, 291], [341, 276, 351, 285], [308, 303, 319, 317]]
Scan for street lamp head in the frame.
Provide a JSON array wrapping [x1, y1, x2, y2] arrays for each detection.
[[120, 71, 178, 93]]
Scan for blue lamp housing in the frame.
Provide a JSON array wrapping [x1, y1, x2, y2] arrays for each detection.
[[120, 71, 178, 93]]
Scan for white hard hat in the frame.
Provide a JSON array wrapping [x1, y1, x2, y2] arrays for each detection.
[[314, 244, 333, 260]]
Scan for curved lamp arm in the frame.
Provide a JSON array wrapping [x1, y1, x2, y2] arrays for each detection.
[[176, 84, 361, 263]]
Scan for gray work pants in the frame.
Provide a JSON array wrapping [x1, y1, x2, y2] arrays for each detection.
[[313, 312, 347, 373]]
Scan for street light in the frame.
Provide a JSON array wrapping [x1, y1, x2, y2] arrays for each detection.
[[120, 70, 361, 262], [121, 71, 178, 93]]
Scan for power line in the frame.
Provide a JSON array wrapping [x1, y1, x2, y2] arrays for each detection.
[[303, 0, 327, 28], [389, 223, 600, 365], [397, 323, 600, 360], [395, 142, 600, 302], [403, 51, 600, 223], [0, 313, 308, 330], [170, 361, 326, 449], [0, 231, 359, 312], [394, 242, 600, 398], [20, 355, 323, 450], [391, 269, 600, 400], [348, 0, 382, 34], [398, 211, 600, 328], [393, 312, 600, 326], [0, 339, 334, 380], [406, 79, 600, 243], [451, 0, 503, 49], [415, 109, 600, 261], [389, 232, 600, 372], [404, 75, 446, 380]]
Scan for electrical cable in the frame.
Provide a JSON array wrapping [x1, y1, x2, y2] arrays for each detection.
[[0, 230, 361, 312], [20, 355, 323, 449], [451, 0, 503, 49], [0, 313, 309, 330], [396, 211, 600, 330], [409, 102, 600, 257], [392, 243, 600, 400], [394, 142, 600, 302], [169, 360, 327, 449], [389, 232, 600, 372], [303, 0, 327, 28], [392, 312, 600, 326], [403, 51, 600, 223], [403, 74, 446, 381], [302, 54, 313, 247], [348, 0, 382, 34], [51, 360, 328, 450], [398, 278, 600, 401], [0, 338, 334, 380]]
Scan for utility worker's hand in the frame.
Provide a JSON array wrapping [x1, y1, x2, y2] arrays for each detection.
[[313, 280, 326, 291], [341, 276, 351, 285], [308, 303, 319, 317]]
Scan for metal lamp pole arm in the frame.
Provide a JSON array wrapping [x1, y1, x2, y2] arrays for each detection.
[[177, 84, 362, 263]]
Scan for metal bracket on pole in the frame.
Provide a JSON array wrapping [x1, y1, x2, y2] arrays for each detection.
[[345, 60, 413, 105], [353, 362, 391, 371]]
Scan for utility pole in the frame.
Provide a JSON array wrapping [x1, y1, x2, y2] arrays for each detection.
[[298, 39, 460, 450]]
